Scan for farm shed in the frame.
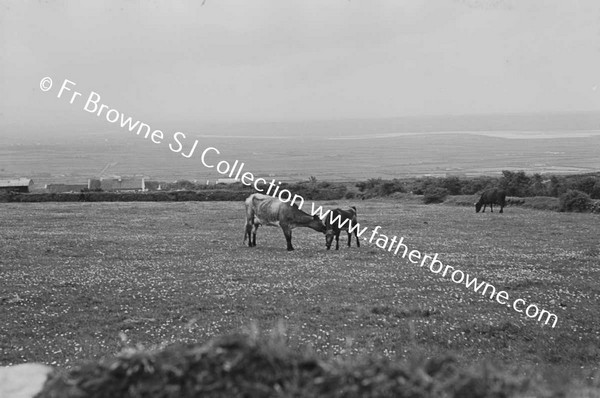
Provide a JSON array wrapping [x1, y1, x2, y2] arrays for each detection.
[[89, 177, 146, 192], [0, 178, 33, 193]]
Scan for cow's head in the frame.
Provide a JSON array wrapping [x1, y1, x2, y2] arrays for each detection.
[[325, 228, 335, 249], [311, 215, 327, 234], [475, 202, 482, 213]]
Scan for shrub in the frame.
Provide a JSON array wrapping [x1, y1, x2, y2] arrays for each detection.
[[410, 177, 437, 196], [549, 175, 566, 197], [0, 191, 10, 202], [592, 182, 600, 199], [559, 190, 591, 212], [36, 332, 536, 398], [378, 181, 400, 196], [441, 176, 462, 195], [499, 170, 531, 197], [590, 200, 600, 214], [356, 178, 383, 193], [283, 181, 347, 201], [423, 187, 449, 204], [573, 176, 598, 196]]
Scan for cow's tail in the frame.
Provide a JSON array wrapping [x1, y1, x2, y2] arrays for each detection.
[[243, 212, 247, 243]]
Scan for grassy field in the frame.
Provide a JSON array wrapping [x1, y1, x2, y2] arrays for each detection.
[[1, 199, 599, 390]]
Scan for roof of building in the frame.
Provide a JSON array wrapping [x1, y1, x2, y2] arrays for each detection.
[[0, 178, 33, 187]]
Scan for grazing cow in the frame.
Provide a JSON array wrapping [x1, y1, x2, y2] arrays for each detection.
[[475, 188, 507, 213], [325, 206, 360, 250], [244, 193, 327, 251]]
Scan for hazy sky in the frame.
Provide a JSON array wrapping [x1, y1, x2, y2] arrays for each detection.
[[1, 0, 600, 133]]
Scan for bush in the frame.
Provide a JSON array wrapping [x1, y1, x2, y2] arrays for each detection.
[[36, 332, 537, 398], [355, 178, 404, 196], [572, 176, 598, 196], [284, 181, 347, 201], [441, 176, 462, 195], [559, 190, 591, 212], [409, 177, 437, 195], [423, 187, 449, 204], [499, 170, 531, 197], [344, 190, 357, 199], [591, 182, 600, 199]]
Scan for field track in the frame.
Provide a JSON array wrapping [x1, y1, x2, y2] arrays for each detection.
[[1, 200, 599, 384]]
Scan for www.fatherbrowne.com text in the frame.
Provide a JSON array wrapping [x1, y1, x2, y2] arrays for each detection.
[[309, 205, 558, 328], [41, 76, 558, 328]]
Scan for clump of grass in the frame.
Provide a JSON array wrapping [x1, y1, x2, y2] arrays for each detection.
[[37, 331, 542, 398]]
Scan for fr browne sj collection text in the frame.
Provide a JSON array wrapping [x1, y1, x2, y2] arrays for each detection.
[[41, 77, 276, 192]]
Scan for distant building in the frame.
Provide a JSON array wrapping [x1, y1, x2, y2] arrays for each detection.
[[216, 178, 238, 185], [0, 178, 33, 193], [88, 177, 146, 192], [45, 183, 88, 193]]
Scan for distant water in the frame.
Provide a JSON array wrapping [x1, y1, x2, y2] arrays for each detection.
[[2, 113, 599, 185], [3, 111, 600, 142], [323, 130, 600, 140]]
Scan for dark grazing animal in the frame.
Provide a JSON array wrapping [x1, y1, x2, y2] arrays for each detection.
[[244, 193, 326, 251], [475, 188, 507, 213], [325, 206, 360, 250]]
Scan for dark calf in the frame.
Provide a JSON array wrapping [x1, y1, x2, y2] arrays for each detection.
[[325, 206, 360, 250]]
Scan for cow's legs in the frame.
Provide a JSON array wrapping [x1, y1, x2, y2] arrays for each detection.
[[490, 203, 494, 212], [482, 204, 487, 213], [251, 224, 259, 247], [282, 226, 294, 251], [347, 231, 352, 247], [499, 205, 504, 213], [355, 231, 360, 247], [245, 223, 254, 247], [335, 231, 340, 250]]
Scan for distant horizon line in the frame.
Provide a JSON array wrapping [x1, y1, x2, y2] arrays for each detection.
[[2, 109, 600, 132]]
